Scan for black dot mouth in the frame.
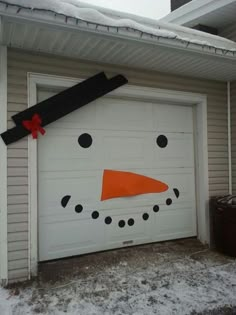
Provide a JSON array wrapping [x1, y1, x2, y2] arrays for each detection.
[[142, 213, 149, 221], [103, 217, 137, 228], [118, 220, 126, 228], [173, 188, 180, 198], [105, 216, 112, 224], [92, 211, 99, 219], [61, 195, 71, 208], [153, 205, 159, 212], [60, 187, 180, 228], [75, 204, 83, 213], [128, 218, 135, 226]]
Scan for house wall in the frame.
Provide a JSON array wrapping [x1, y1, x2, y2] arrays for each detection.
[[231, 81, 236, 194], [219, 23, 236, 193], [7, 48, 229, 283], [219, 23, 236, 42]]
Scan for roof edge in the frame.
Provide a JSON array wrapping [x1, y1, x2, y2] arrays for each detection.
[[160, 0, 236, 26], [0, 0, 236, 59]]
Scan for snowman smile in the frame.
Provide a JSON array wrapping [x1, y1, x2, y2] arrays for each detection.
[[60, 169, 180, 228]]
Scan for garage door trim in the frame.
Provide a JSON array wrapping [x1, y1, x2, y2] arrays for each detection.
[[27, 72, 209, 278]]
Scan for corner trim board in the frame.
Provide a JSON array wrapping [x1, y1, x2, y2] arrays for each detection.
[[0, 45, 8, 285], [28, 72, 209, 278], [227, 81, 232, 194]]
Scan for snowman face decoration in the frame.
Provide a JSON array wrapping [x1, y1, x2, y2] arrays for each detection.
[[60, 132, 180, 228]]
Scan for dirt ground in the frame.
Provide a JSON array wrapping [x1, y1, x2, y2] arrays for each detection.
[[2, 238, 236, 314]]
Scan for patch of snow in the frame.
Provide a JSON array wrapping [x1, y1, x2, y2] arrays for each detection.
[[2, 0, 236, 52], [1, 253, 236, 314], [0, 287, 21, 315]]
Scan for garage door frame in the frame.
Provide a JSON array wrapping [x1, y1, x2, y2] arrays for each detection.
[[27, 72, 209, 277]]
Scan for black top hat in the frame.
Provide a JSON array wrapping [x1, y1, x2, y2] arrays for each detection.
[[1, 72, 128, 145]]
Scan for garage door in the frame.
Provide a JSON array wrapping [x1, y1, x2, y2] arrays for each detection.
[[38, 89, 197, 261]]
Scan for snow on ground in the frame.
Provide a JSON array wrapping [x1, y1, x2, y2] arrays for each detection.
[[1, 239, 236, 315]]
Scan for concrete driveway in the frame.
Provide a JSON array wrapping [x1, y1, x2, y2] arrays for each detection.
[[1, 238, 236, 315]]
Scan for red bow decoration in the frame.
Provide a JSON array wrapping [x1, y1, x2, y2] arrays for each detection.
[[22, 114, 46, 139]]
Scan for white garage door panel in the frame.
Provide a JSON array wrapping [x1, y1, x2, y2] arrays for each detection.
[[98, 98, 153, 131], [43, 98, 193, 133], [38, 175, 101, 214], [38, 131, 194, 171], [46, 98, 153, 132], [154, 134, 194, 168], [155, 207, 197, 240], [105, 227, 151, 247], [38, 90, 197, 261], [40, 205, 155, 261], [40, 219, 103, 261], [153, 104, 193, 133]]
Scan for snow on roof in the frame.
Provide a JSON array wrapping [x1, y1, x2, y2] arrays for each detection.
[[1, 0, 236, 53], [161, 0, 236, 28]]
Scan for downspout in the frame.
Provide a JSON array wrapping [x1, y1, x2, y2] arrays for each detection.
[[228, 81, 232, 194]]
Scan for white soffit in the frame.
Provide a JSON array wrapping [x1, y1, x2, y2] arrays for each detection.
[[161, 0, 236, 29], [0, 0, 236, 81]]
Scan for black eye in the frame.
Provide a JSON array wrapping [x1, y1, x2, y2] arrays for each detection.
[[156, 135, 168, 148], [78, 133, 92, 148]]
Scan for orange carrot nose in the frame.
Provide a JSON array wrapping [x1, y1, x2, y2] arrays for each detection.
[[101, 170, 168, 201]]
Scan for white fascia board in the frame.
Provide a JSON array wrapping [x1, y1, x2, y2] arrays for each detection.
[[161, 0, 236, 26], [1, 14, 236, 64], [0, 16, 8, 286]]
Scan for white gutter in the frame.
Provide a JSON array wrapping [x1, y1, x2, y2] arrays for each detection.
[[228, 81, 232, 194]]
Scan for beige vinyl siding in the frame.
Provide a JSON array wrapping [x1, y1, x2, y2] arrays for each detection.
[[7, 48, 228, 282], [219, 23, 236, 42], [231, 81, 236, 194]]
